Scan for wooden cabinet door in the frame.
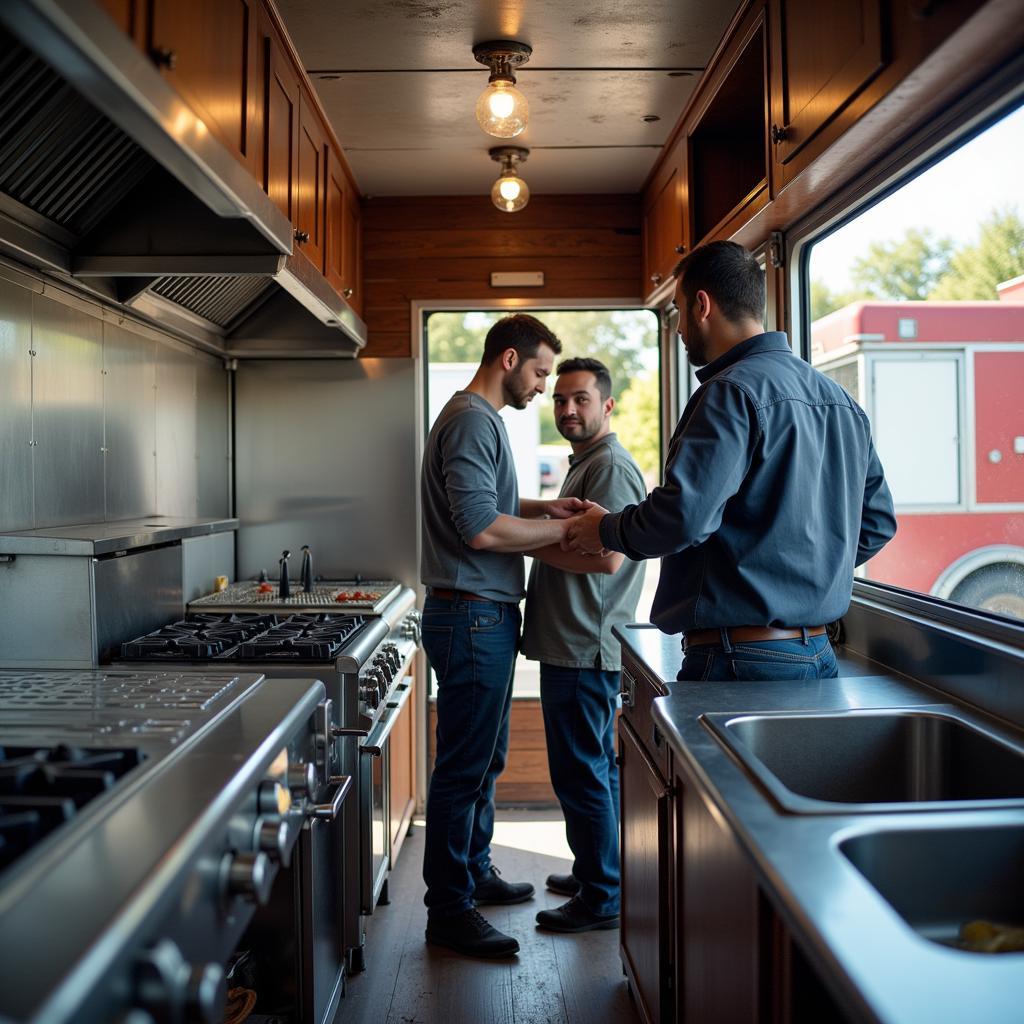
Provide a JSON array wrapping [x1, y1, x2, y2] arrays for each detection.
[[770, 0, 885, 173], [619, 718, 672, 1024], [262, 17, 300, 224], [643, 135, 687, 300], [388, 675, 417, 864], [149, 0, 260, 178], [342, 184, 363, 316], [324, 147, 347, 293], [98, 0, 146, 46], [296, 88, 327, 271]]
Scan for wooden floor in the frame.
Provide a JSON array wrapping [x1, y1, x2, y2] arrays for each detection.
[[339, 811, 639, 1024]]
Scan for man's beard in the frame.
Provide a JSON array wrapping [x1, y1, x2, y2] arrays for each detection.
[[683, 307, 709, 367], [558, 413, 602, 444], [502, 363, 534, 409]]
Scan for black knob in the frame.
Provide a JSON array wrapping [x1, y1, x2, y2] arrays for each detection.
[[279, 550, 291, 599], [222, 851, 274, 906], [294, 229, 310, 243], [300, 545, 313, 592], [674, 243, 687, 254], [287, 760, 316, 799], [256, 816, 292, 868], [186, 963, 226, 1024], [771, 123, 788, 144], [151, 47, 177, 70], [258, 568, 267, 583], [650, 272, 662, 284], [343, 287, 354, 299]]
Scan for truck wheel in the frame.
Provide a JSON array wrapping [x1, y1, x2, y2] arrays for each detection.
[[949, 563, 1024, 620]]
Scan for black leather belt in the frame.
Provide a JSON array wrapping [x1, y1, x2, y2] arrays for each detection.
[[683, 625, 826, 650]]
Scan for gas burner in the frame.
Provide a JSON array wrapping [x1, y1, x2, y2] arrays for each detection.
[[0, 743, 146, 874], [234, 615, 367, 661], [120, 614, 281, 661]]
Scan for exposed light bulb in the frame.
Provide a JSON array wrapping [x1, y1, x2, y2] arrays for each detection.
[[491, 173, 529, 213], [476, 80, 528, 138]]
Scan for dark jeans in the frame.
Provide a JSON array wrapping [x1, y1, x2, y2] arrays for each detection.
[[421, 594, 521, 919], [677, 629, 839, 681], [540, 663, 621, 916]]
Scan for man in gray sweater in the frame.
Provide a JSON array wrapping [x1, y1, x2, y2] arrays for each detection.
[[420, 313, 588, 959]]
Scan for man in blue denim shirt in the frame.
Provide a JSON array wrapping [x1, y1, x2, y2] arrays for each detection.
[[420, 314, 587, 959], [568, 241, 896, 679]]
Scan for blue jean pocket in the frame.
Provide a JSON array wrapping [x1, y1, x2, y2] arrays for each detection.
[[728, 657, 818, 681], [422, 624, 454, 678]]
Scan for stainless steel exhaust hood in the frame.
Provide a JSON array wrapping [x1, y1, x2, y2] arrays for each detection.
[[0, 2, 366, 358]]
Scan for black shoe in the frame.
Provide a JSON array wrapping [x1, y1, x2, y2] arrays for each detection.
[[536, 896, 620, 933], [425, 908, 520, 958], [473, 866, 535, 905], [545, 872, 581, 896]]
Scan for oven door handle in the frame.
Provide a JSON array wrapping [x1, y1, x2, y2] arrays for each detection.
[[307, 773, 353, 821], [359, 680, 413, 757]]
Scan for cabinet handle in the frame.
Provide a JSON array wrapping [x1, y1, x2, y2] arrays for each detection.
[[342, 287, 354, 299], [674, 243, 687, 255], [294, 229, 310, 244], [151, 47, 177, 70], [650, 272, 662, 285], [770, 123, 788, 144]]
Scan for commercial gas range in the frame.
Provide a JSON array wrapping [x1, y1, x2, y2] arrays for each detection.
[[188, 577, 402, 615], [117, 584, 422, 976], [0, 668, 346, 1024]]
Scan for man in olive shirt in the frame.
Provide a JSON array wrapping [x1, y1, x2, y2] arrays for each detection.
[[522, 358, 647, 933]]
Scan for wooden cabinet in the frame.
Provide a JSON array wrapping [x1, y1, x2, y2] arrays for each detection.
[[149, 0, 262, 179], [261, 12, 300, 225], [97, 0, 146, 46], [325, 147, 363, 315], [619, 717, 673, 1024], [769, 0, 885, 187], [642, 134, 687, 302], [687, 1, 769, 246], [296, 87, 327, 270], [389, 674, 417, 864]]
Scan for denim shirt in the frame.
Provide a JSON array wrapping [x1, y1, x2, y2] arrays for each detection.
[[599, 332, 896, 633]]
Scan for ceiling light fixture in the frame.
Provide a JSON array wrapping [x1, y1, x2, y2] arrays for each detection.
[[490, 147, 530, 213], [473, 40, 532, 138]]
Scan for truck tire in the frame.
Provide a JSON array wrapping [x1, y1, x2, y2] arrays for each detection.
[[949, 563, 1024, 620]]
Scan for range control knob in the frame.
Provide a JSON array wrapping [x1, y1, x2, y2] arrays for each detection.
[[372, 655, 393, 682], [382, 643, 402, 673], [222, 851, 275, 906], [359, 681, 381, 709], [400, 613, 421, 643], [256, 816, 292, 868], [256, 780, 292, 816], [287, 761, 316, 800], [185, 963, 227, 1024], [134, 939, 188, 1023]]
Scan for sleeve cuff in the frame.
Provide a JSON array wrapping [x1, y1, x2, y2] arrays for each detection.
[[599, 511, 624, 553]]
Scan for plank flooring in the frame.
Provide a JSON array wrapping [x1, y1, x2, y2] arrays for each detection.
[[338, 811, 639, 1024]]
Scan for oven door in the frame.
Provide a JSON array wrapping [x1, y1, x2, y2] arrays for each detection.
[[359, 678, 413, 914]]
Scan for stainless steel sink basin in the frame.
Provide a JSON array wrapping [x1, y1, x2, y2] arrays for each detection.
[[840, 824, 1024, 952], [702, 706, 1024, 813]]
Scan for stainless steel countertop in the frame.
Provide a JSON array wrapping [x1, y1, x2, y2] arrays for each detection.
[[0, 516, 238, 555], [616, 624, 1024, 1024]]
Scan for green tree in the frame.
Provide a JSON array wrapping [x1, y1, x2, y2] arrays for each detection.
[[849, 228, 954, 300], [810, 280, 865, 320], [930, 207, 1024, 299], [613, 370, 661, 480]]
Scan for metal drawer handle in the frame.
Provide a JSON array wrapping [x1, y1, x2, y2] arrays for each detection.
[[308, 774, 352, 821], [621, 672, 636, 708]]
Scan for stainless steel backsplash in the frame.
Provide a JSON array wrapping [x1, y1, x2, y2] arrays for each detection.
[[0, 268, 229, 532], [234, 358, 419, 587]]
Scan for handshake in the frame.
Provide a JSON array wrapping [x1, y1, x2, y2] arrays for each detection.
[[544, 497, 612, 556]]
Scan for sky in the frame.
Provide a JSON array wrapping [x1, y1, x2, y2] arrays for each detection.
[[810, 102, 1024, 291]]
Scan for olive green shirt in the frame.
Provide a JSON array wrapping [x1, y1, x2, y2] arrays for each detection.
[[521, 433, 647, 671]]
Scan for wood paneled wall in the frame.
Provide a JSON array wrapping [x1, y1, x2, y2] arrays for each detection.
[[361, 194, 643, 358]]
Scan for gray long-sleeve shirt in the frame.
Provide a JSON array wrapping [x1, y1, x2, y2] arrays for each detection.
[[420, 391, 524, 603], [599, 332, 897, 633]]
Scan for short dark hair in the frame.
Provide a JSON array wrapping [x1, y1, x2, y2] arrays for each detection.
[[556, 357, 612, 400], [673, 240, 765, 324], [482, 313, 562, 365]]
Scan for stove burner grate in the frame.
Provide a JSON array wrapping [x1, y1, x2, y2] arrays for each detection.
[[0, 743, 146, 874], [120, 614, 281, 661]]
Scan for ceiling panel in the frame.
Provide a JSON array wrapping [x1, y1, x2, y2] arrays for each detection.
[[277, 0, 741, 195]]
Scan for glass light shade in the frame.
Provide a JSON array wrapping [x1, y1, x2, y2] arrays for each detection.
[[476, 80, 528, 138], [491, 172, 530, 213]]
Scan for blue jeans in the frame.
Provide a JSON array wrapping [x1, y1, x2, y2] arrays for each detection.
[[421, 595, 521, 919], [540, 664, 621, 916], [677, 630, 839, 681]]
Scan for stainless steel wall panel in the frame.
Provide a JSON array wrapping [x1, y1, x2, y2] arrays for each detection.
[[155, 342, 198, 517], [0, 555, 94, 667], [196, 360, 229, 517], [103, 321, 156, 520], [182, 532, 235, 602], [0, 276, 33, 532], [94, 545, 183, 662], [32, 291, 104, 527], [235, 359, 418, 585]]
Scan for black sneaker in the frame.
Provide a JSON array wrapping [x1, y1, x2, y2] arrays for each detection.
[[472, 866, 535, 905], [545, 872, 581, 896], [425, 908, 520, 958], [536, 896, 619, 933]]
